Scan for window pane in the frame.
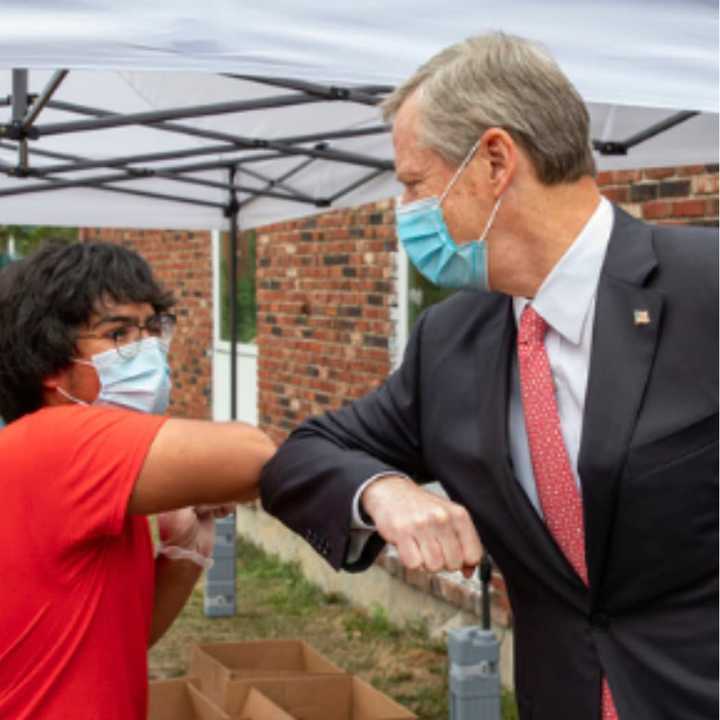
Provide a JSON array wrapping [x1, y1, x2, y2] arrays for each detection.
[[220, 230, 257, 344], [407, 260, 456, 329]]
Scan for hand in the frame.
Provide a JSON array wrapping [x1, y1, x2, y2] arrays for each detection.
[[362, 475, 481, 578], [157, 506, 227, 559], [194, 503, 236, 519]]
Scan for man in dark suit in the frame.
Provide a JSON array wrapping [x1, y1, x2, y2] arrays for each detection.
[[261, 33, 718, 719]]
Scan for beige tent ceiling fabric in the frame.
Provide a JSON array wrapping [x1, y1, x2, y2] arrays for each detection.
[[0, 1, 717, 229]]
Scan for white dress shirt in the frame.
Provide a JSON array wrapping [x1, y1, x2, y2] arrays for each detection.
[[509, 196, 614, 515], [348, 197, 615, 556]]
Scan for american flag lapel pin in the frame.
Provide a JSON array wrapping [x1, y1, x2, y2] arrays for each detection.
[[633, 309, 651, 326]]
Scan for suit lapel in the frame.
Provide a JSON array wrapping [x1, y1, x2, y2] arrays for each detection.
[[579, 207, 663, 597]]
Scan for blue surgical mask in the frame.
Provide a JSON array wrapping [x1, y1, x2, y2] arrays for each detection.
[[57, 337, 172, 415], [395, 139, 503, 291]]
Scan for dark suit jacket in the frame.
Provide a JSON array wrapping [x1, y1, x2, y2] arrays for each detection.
[[261, 208, 719, 719]]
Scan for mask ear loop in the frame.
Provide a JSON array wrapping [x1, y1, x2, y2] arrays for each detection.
[[476, 195, 503, 293], [55, 385, 89, 406], [478, 196, 503, 241], [56, 357, 99, 405], [439, 138, 483, 206]]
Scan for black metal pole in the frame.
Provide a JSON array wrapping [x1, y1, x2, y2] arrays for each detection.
[[11, 69, 28, 172], [207, 193, 238, 615], [222, 73, 390, 106], [237, 156, 316, 211], [47, 99, 389, 148], [44, 100, 392, 171], [27, 141, 242, 175], [36, 93, 327, 137], [327, 167, 388, 203], [236, 164, 306, 198], [29, 120, 390, 176], [622, 110, 700, 149], [0, 166, 313, 205], [22, 70, 68, 130], [11, 70, 28, 123], [227, 167, 239, 422], [480, 554, 493, 631]]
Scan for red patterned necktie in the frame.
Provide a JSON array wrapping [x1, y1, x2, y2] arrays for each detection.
[[517, 305, 618, 720]]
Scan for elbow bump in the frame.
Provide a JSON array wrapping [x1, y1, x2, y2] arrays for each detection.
[[254, 427, 276, 448], [259, 435, 277, 458]]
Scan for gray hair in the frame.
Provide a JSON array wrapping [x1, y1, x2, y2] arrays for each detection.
[[382, 33, 596, 184]]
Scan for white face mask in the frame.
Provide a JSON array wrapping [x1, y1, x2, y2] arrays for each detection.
[[57, 337, 172, 414]]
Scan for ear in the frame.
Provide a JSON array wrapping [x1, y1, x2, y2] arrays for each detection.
[[478, 128, 517, 197]]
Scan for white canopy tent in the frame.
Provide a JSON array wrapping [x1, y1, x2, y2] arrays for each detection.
[[0, 0, 717, 231], [0, 0, 716, 634], [0, 0, 717, 424]]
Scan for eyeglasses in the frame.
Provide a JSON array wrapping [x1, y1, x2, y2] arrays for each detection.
[[76, 312, 176, 359]]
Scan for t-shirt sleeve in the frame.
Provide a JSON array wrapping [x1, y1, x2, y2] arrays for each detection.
[[27, 405, 168, 541]]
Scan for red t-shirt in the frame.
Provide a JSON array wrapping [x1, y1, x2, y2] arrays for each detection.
[[0, 405, 167, 720]]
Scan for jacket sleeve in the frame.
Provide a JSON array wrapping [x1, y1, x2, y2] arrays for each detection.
[[260, 309, 432, 572]]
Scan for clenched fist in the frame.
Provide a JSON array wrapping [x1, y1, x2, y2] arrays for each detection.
[[362, 475, 481, 578]]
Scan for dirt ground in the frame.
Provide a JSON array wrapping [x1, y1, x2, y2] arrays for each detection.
[[149, 537, 517, 720]]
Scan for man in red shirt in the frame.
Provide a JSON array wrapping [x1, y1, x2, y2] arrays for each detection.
[[0, 242, 276, 719]]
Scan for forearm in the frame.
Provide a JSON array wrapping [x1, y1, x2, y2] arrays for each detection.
[[149, 555, 202, 646]]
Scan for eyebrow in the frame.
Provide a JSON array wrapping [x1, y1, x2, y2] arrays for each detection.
[[397, 172, 421, 184], [90, 314, 146, 329]]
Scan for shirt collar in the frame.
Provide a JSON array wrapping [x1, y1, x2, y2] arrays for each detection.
[[513, 196, 615, 345]]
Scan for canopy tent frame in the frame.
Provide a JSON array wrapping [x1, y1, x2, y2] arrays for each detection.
[[1, 69, 704, 210]]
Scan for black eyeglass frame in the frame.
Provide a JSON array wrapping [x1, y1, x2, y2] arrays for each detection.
[[74, 312, 177, 359]]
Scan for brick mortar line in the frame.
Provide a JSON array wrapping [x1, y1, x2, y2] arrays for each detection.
[[258, 341, 390, 353]]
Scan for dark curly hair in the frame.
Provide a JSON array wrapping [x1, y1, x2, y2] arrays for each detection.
[[0, 242, 175, 422]]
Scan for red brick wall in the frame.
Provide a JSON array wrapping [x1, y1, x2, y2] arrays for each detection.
[[255, 199, 397, 445], [78, 227, 213, 420], [598, 164, 719, 225]]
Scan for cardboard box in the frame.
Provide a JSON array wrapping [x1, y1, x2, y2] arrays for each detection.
[[218, 675, 416, 720], [190, 640, 344, 706], [148, 677, 296, 720], [148, 678, 230, 720]]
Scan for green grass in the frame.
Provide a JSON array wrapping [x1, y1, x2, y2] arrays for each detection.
[[342, 603, 402, 641], [149, 536, 518, 719]]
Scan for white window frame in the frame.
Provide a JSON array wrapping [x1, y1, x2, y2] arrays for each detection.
[[212, 228, 258, 359], [392, 242, 410, 369]]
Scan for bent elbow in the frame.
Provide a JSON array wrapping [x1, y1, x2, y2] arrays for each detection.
[[256, 446, 276, 477], [256, 429, 277, 461]]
